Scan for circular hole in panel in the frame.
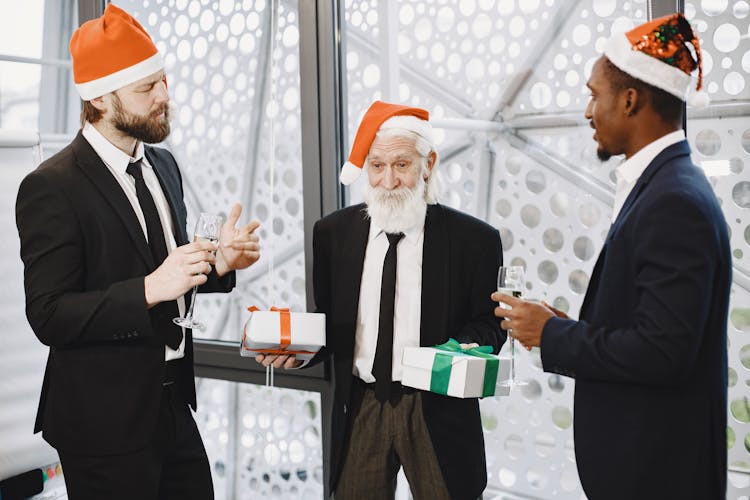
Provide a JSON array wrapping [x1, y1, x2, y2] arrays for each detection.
[[530, 82, 552, 109], [561, 467, 579, 491], [495, 199, 512, 218], [550, 192, 570, 216], [552, 405, 573, 429], [521, 379, 542, 401], [573, 236, 595, 261], [730, 157, 744, 174], [569, 270, 589, 294], [525, 169, 546, 193], [504, 434, 525, 459], [740, 344, 750, 370], [499, 228, 514, 251], [521, 204, 541, 228], [534, 432, 556, 458], [573, 24, 591, 46], [730, 397, 750, 423], [499, 468, 516, 487], [724, 72, 746, 96], [548, 374, 565, 392], [729, 367, 738, 387], [506, 155, 523, 175], [538, 260, 559, 284], [553, 296, 570, 313], [578, 201, 601, 228], [731, 309, 750, 333], [695, 129, 722, 156], [728, 425, 736, 449], [735, 1, 750, 17], [526, 468, 548, 489], [542, 228, 564, 252], [714, 23, 741, 53], [733, 181, 750, 208], [702, 0, 728, 16], [592, 0, 616, 17]]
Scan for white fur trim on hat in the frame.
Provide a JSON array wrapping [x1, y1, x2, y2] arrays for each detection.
[[379, 115, 434, 145], [339, 161, 361, 185], [75, 52, 164, 100], [604, 32, 692, 101]]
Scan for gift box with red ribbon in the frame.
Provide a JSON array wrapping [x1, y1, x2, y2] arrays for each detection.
[[239, 307, 326, 362]]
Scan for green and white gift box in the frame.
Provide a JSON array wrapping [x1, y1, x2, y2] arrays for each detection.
[[401, 339, 511, 398]]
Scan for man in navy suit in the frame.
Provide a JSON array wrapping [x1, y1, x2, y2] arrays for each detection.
[[257, 101, 503, 499], [16, 4, 260, 499], [494, 14, 730, 500]]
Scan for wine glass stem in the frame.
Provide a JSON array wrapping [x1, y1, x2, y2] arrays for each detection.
[[185, 285, 199, 320], [510, 336, 516, 383]]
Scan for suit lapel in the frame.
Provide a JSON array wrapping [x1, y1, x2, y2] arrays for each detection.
[[72, 132, 154, 269], [145, 147, 189, 245], [420, 204, 449, 346], [607, 140, 691, 240], [339, 206, 370, 328]]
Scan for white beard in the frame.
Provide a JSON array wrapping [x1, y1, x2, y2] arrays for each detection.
[[363, 175, 427, 234]]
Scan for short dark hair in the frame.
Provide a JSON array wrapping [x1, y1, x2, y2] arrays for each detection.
[[80, 99, 103, 127], [602, 57, 684, 126]]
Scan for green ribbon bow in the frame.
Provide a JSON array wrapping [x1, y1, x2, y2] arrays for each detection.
[[429, 338, 499, 397]]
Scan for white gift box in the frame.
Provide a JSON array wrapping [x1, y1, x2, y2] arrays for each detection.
[[240, 308, 326, 362], [401, 346, 511, 398]]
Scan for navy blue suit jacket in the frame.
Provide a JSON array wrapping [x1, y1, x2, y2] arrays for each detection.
[[541, 140, 730, 499]]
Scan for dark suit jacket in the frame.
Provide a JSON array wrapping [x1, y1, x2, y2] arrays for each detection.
[[541, 140, 730, 500], [15, 131, 234, 456], [312, 203, 503, 500]]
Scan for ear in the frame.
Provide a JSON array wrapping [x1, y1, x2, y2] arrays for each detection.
[[426, 151, 437, 173], [89, 95, 107, 113], [623, 87, 640, 117]]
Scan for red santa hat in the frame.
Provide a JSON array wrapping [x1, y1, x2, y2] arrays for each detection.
[[69, 3, 164, 100], [603, 13, 709, 107], [340, 101, 432, 185]]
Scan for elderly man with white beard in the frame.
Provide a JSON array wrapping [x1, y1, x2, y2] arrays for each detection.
[[256, 101, 503, 500]]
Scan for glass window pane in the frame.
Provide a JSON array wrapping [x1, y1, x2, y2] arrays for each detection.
[[116, 1, 307, 342], [0, 0, 45, 58], [195, 377, 324, 499], [0, 62, 41, 129], [685, 0, 750, 477]]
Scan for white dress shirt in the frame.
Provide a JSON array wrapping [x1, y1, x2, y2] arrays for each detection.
[[611, 129, 685, 222], [82, 122, 186, 360], [353, 218, 425, 383]]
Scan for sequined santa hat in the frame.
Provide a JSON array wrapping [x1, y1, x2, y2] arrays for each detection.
[[603, 13, 709, 108], [340, 101, 432, 185], [69, 3, 164, 100]]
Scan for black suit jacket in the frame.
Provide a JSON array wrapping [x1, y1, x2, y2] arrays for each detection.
[[312, 203, 503, 500], [15, 131, 234, 456], [541, 141, 730, 499]]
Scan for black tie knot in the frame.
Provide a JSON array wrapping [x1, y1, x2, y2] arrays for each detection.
[[386, 232, 404, 246], [126, 159, 144, 181]]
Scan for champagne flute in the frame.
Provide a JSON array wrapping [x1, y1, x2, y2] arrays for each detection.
[[497, 265, 528, 388], [173, 213, 222, 331]]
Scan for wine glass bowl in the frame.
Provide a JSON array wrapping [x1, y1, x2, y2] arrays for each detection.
[[173, 213, 223, 331]]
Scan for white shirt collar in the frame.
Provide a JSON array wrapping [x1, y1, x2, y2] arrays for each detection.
[[82, 121, 145, 174], [368, 216, 425, 246], [615, 129, 685, 185]]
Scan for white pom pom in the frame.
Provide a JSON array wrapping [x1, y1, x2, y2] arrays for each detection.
[[688, 89, 710, 109], [339, 161, 362, 185]]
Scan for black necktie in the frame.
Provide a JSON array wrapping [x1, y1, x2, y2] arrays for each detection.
[[126, 160, 182, 349], [373, 232, 404, 403]]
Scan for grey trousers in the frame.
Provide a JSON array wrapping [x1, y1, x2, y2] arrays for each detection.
[[335, 382, 452, 500]]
